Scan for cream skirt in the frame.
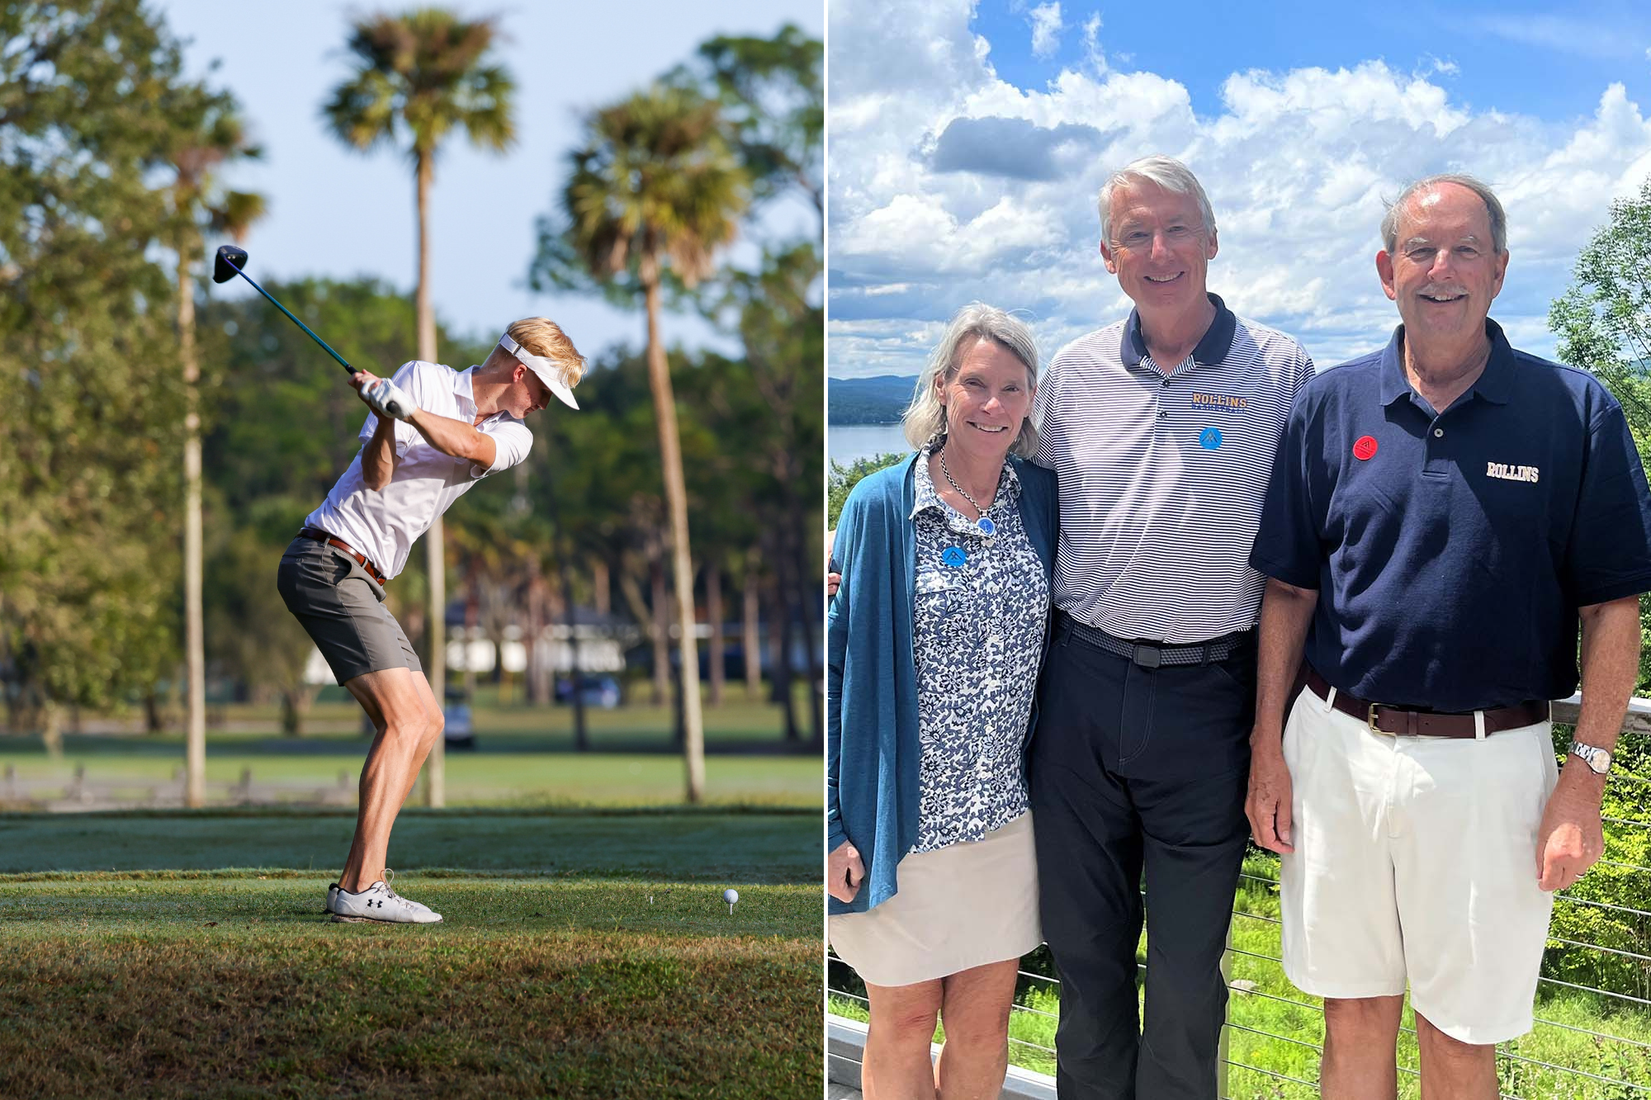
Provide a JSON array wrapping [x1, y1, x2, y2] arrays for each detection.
[[829, 811, 1042, 987]]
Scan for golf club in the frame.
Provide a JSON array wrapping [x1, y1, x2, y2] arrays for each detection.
[[212, 244, 353, 375]]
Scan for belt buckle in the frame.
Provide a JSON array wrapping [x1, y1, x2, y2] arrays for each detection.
[[1367, 703, 1395, 736], [1132, 644, 1162, 669]]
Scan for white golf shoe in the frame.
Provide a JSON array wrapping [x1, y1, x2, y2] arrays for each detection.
[[328, 871, 442, 924]]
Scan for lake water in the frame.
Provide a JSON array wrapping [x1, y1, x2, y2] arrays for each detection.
[[828, 423, 911, 467]]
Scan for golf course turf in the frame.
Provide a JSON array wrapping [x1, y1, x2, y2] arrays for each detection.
[[0, 811, 823, 1099]]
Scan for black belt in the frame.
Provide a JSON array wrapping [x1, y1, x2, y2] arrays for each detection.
[[1059, 612, 1253, 668], [297, 527, 388, 586]]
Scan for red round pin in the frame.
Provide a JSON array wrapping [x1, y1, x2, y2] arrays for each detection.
[[1353, 435, 1378, 461]]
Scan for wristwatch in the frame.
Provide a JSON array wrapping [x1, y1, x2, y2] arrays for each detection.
[[1569, 741, 1613, 776]]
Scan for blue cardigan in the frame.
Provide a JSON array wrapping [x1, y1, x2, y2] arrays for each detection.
[[826, 452, 1058, 916]]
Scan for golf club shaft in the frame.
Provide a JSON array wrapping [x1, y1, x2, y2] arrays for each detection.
[[223, 258, 353, 375]]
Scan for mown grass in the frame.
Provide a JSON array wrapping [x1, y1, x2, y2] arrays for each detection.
[[13, 684, 816, 744], [0, 752, 822, 808], [1, 876, 819, 1099], [0, 812, 823, 1099], [829, 853, 1651, 1097], [0, 809, 819, 879]]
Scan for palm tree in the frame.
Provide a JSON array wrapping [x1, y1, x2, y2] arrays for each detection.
[[165, 88, 265, 808], [323, 8, 514, 807], [559, 86, 749, 802]]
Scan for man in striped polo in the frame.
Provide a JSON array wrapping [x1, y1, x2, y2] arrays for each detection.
[[1247, 176, 1651, 1097], [1028, 155, 1314, 1099]]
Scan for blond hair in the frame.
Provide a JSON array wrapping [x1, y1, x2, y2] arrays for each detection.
[[902, 303, 1040, 458], [505, 317, 587, 389]]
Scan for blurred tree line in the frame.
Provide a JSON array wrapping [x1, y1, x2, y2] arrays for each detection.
[[0, 1, 823, 754]]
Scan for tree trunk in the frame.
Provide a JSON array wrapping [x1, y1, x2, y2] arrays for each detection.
[[281, 684, 318, 737], [650, 550, 669, 707], [178, 240, 207, 808], [643, 276, 705, 803], [560, 549, 588, 751], [593, 559, 611, 618], [415, 150, 445, 809], [744, 550, 762, 701], [768, 536, 798, 741], [463, 563, 479, 698], [41, 700, 63, 760], [707, 563, 724, 707], [787, 500, 824, 745], [415, 153, 438, 366], [527, 568, 548, 705]]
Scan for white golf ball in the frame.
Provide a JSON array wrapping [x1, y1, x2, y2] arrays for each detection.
[[723, 888, 739, 904]]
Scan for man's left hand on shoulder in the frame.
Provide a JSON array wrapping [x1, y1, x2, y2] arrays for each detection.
[[1535, 762, 1607, 892]]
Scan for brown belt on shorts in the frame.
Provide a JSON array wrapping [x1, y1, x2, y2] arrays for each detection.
[[298, 527, 388, 586], [1304, 666, 1548, 738]]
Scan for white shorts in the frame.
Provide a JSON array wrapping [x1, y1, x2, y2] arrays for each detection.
[[1279, 685, 1557, 1044]]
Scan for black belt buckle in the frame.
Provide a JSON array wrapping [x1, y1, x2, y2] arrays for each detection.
[[1132, 643, 1162, 669]]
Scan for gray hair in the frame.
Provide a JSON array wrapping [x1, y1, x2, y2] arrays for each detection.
[[1381, 173, 1507, 254], [1097, 154, 1217, 247], [902, 303, 1040, 457]]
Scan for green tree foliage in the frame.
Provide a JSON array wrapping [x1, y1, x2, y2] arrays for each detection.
[[1551, 176, 1651, 463], [542, 83, 751, 800], [827, 454, 908, 529], [0, 0, 200, 741], [680, 24, 823, 218], [1548, 178, 1651, 1004]]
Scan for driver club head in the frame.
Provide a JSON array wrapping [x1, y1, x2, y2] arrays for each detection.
[[213, 244, 248, 284]]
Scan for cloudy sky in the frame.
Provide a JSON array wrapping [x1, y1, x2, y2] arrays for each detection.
[[827, 0, 1651, 380], [158, 0, 820, 361]]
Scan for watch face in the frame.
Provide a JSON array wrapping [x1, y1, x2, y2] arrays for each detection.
[[1572, 742, 1612, 774]]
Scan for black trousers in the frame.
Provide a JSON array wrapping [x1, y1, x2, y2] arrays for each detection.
[[1028, 616, 1253, 1100]]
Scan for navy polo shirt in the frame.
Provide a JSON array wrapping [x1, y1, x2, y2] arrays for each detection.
[[1251, 319, 1651, 711]]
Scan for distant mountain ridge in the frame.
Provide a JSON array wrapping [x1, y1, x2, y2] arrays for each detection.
[[829, 375, 918, 424]]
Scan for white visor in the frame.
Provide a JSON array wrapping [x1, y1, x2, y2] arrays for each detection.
[[498, 333, 580, 410]]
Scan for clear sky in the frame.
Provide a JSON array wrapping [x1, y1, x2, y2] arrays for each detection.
[[828, 0, 1651, 378], [157, 0, 823, 367]]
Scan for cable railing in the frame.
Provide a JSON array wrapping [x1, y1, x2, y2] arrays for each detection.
[[826, 693, 1651, 1098]]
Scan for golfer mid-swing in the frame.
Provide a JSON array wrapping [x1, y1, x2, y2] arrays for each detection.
[[278, 318, 584, 923]]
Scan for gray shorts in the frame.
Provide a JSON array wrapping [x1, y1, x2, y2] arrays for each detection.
[[276, 537, 422, 685]]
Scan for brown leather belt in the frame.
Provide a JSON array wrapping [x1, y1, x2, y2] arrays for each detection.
[[298, 527, 388, 586], [1305, 667, 1548, 738]]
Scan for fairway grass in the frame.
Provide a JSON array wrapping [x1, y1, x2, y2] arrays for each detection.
[[0, 809, 819, 880], [1, 876, 820, 1099], [0, 752, 822, 809], [0, 812, 824, 1098]]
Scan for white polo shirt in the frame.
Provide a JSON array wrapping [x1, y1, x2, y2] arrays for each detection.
[[305, 360, 533, 579]]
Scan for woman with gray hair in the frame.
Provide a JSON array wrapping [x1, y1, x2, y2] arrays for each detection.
[[827, 303, 1058, 1098]]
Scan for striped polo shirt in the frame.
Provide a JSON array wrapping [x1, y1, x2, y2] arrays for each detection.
[[1034, 293, 1314, 643]]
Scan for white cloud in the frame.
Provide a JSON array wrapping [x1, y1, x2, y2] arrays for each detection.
[[1082, 13, 1106, 75], [1473, 13, 1644, 60], [827, 0, 1651, 378], [1029, 2, 1062, 59]]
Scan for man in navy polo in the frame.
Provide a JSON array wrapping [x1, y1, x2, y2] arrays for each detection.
[[1247, 175, 1651, 1098], [1029, 155, 1314, 1100]]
